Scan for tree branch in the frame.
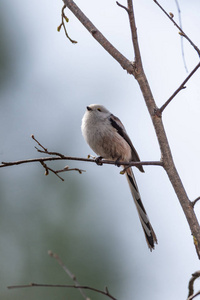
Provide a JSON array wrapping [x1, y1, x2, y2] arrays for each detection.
[[187, 271, 200, 300], [158, 61, 200, 114], [8, 283, 117, 300], [124, 1, 200, 258], [127, 0, 143, 71], [62, 0, 135, 75], [191, 197, 200, 208], [116, 2, 129, 14], [188, 291, 200, 300], [0, 156, 162, 169], [0, 134, 162, 182], [153, 0, 200, 57], [48, 251, 89, 300], [57, 4, 77, 43], [174, 0, 188, 72]]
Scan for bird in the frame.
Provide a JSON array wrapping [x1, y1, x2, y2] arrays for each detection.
[[81, 104, 157, 250]]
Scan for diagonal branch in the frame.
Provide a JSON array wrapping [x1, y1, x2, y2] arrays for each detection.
[[158, 61, 200, 114], [191, 197, 200, 208], [116, 1, 129, 13], [153, 0, 200, 57], [188, 291, 200, 300], [63, 0, 135, 75], [48, 251, 89, 300]]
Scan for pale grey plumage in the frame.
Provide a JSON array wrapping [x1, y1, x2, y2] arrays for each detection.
[[81, 104, 157, 250]]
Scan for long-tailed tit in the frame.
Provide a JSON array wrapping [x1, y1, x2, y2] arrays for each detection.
[[81, 104, 157, 250]]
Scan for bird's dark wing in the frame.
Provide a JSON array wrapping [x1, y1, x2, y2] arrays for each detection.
[[109, 114, 144, 172]]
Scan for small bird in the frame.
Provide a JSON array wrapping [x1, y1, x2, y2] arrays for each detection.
[[81, 104, 157, 250]]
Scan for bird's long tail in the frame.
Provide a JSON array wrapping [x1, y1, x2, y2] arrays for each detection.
[[125, 167, 157, 250]]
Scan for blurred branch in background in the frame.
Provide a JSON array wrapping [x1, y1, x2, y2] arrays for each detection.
[[8, 251, 117, 300], [153, 0, 200, 57]]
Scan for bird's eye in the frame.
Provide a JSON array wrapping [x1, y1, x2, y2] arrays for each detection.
[[97, 108, 101, 112]]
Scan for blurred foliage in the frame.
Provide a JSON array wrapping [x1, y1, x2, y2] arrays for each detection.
[[0, 167, 122, 300], [0, 4, 14, 90]]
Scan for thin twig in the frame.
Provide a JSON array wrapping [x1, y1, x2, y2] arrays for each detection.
[[48, 251, 89, 300], [174, 0, 188, 72], [116, 1, 129, 13], [191, 197, 200, 208], [36, 148, 66, 158], [153, 0, 200, 57], [158, 61, 200, 114], [31, 134, 47, 151], [127, 0, 143, 71], [187, 271, 200, 299], [32, 135, 84, 180], [40, 161, 65, 181], [55, 166, 85, 174], [7, 283, 117, 300], [57, 4, 77, 43]]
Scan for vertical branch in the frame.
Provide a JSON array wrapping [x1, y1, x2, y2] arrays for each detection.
[[127, 0, 142, 70], [126, 0, 200, 257]]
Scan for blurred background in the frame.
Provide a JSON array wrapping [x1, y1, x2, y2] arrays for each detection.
[[1, 0, 200, 299]]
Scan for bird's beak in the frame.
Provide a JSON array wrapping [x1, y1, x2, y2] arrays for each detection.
[[86, 106, 92, 111]]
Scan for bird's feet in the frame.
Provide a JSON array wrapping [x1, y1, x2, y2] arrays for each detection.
[[114, 157, 122, 167], [95, 156, 103, 166]]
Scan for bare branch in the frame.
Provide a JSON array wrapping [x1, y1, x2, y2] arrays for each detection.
[[0, 156, 162, 169], [55, 166, 85, 175], [116, 1, 129, 13], [62, 0, 135, 75], [57, 4, 77, 43], [157, 61, 200, 114], [191, 197, 200, 208], [153, 0, 200, 57], [188, 291, 200, 300], [40, 160, 65, 181], [48, 251, 89, 300], [174, 0, 188, 72], [127, 0, 143, 71], [0, 136, 161, 171], [122, 0, 200, 258], [187, 271, 200, 300], [34, 140, 85, 181], [31, 134, 47, 151], [7, 283, 117, 300]]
